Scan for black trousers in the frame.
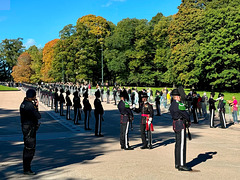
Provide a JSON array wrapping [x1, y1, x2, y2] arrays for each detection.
[[219, 110, 227, 128], [140, 124, 153, 147], [209, 109, 215, 127], [192, 107, 198, 123], [74, 107, 81, 124], [60, 103, 64, 116], [95, 113, 102, 135], [175, 129, 186, 167], [84, 110, 91, 129], [22, 124, 36, 171], [120, 122, 130, 148], [156, 103, 161, 115], [114, 96, 117, 105], [66, 106, 71, 120], [55, 99, 58, 112]]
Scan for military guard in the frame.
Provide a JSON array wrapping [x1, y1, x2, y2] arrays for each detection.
[[169, 89, 192, 171], [66, 90, 72, 120], [218, 94, 227, 128], [20, 89, 41, 175], [155, 90, 161, 116], [192, 91, 199, 124], [209, 92, 217, 128], [118, 91, 134, 150], [94, 90, 104, 136], [59, 88, 65, 116], [134, 92, 154, 149], [54, 88, 59, 113], [83, 92, 92, 130], [73, 91, 82, 125]]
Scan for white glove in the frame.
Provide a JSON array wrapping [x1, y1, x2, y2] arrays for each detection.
[[148, 121, 151, 125], [216, 98, 221, 101], [148, 118, 152, 125]]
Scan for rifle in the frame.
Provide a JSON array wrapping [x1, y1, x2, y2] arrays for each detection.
[[187, 127, 192, 140]]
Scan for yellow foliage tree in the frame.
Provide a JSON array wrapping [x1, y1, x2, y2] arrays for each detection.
[[11, 52, 32, 83], [77, 14, 110, 42], [41, 39, 59, 82]]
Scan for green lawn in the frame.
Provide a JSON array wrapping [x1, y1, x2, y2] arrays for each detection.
[[0, 85, 19, 91]]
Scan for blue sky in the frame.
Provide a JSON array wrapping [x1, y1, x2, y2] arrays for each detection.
[[0, 0, 181, 49]]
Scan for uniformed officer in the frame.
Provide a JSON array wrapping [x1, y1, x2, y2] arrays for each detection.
[[218, 94, 227, 128], [20, 89, 41, 175], [169, 89, 192, 171], [113, 87, 117, 105], [192, 91, 199, 124], [134, 92, 154, 149], [155, 90, 161, 116], [83, 92, 92, 130], [94, 90, 104, 137], [59, 88, 65, 116], [73, 91, 82, 125], [118, 91, 134, 150], [209, 92, 217, 128], [66, 90, 72, 120]]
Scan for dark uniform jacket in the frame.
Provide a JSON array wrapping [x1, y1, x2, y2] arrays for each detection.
[[94, 98, 104, 115], [59, 93, 65, 104], [118, 100, 133, 123], [192, 96, 198, 108], [20, 99, 41, 125], [169, 100, 190, 121], [135, 102, 154, 124], [73, 96, 82, 108], [209, 98, 216, 110], [54, 92, 59, 101], [218, 99, 226, 112], [83, 98, 92, 111], [66, 95, 72, 106], [155, 95, 160, 105]]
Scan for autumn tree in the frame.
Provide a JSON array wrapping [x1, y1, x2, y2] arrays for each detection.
[[0, 38, 24, 81], [41, 39, 59, 82], [11, 52, 32, 83]]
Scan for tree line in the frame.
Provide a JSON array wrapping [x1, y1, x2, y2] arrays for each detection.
[[0, 0, 239, 91]]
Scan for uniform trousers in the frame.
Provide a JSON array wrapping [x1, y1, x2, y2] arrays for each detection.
[[219, 110, 227, 128], [192, 107, 198, 123], [74, 107, 81, 124], [156, 103, 161, 115], [84, 110, 91, 129], [95, 113, 102, 135], [120, 122, 130, 148], [22, 124, 36, 172], [209, 109, 215, 127], [175, 129, 186, 167], [140, 124, 152, 147]]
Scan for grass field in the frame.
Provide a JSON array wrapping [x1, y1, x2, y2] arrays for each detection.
[[0, 85, 19, 91]]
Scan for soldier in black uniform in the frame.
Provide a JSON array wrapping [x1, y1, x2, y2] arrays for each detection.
[[59, 88, 65, 116], [192, 92, 199, 124], [83, 92, 92, 130], [209, 92, 217, 128], [134, 92, 154, 149], [66, 90, 72, 120], [20, 89, 41, 175], [118, 91, 134, 150], [54, 88, 59, 113], [94, 90, 104, 136], [169, 89, 192, 171], [155, 90, 161, 116], [113, 87, 117, 105], [73, 91, 82, 125], [218, 94, 227, 128]]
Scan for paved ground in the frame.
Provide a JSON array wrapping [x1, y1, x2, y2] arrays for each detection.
[[0, 90, 239, 180]]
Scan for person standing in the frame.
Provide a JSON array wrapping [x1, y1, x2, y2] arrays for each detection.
[[134, 93, 154, 149], [65, 90, 72, 120], [218, 94, 227, 128], [106, 87, 110, 104], [20, 89, 41, 175], [73, 91, 82, 125], [169, 89, 192, 171], [155, 90, 161, 116], [231, 96, 239, 124], [59, 88, 65, 116], [113, 87, 117, 105], [100, 86, 104, 102], [54, 88, 59, 113], [83, 92, 92, 130], [94, 90, 104, 136], [201, 92, 208, 118], [192, 92, 199, 124], [118, 91, 134, 150], [209, 92, 217, 128]]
